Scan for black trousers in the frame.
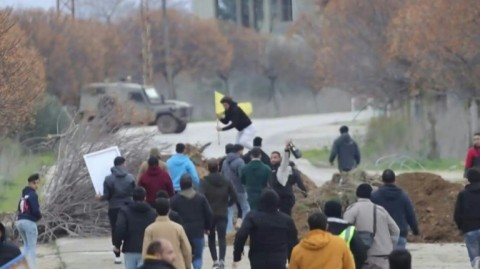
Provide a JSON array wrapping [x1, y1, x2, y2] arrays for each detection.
[[208, 216, 228, 261], [279, 196, 295, 216], [108, 208, 121, 257]]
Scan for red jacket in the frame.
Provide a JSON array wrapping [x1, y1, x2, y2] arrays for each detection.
[[465, 147, 480, 171], [139, 166, 174, 203]]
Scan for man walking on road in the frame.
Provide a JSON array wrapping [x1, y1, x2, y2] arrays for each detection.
[[171, 174, 213, 269], [167, 143, 200, 192], [221, 144, 249, 232], [324, 200, 368, 269], [114, 187, 157, 269], [143, 198, 192, 269], [329, 126, 361, 179], [97, 156, 136, 264], [243, 137, 271, 167], [464, 133, 480, 178], [137, 147, 168, 181], [241, 147, 272, 210], [270, 145, 308, 216], [15, 173, 41, 269], [139, 240, 177, 269], [288, 211, 355, 269], [200, 159, 238, 269], [454, 167, 480, 268], [139, 157, 175, 205], [344, 184, 400, 269], [216, 96, 256, 149], [371, 169, 419, 249], [233, 190, 298, 269]]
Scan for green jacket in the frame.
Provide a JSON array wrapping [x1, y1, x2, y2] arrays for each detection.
[[240, 160, 272, 210]]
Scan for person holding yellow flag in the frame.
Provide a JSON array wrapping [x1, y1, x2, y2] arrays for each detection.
[[216, 96, 256, 149]]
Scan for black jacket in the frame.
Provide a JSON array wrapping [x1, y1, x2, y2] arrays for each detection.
[[371, 184, 419, 237], [169, 210, 184, 226], [271, 162, 307, 198], [219, 103, 252, 132], [113, 201, 157, 253], [101, 166, 135, 209], [0, 223, 21, 267], [329, 133, 361, 172], [17, 186, 42, 222], [454, 182, 480, 234], [233, 193, 298, 269], [138, 259, 175, 269], [199, 172, 237, 217], [327, 218, 368, 269], [170, 189, 213, 239], [243, 148, 271, 168]]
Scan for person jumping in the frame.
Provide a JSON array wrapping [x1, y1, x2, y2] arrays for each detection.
[[216, 97, 255, 150]]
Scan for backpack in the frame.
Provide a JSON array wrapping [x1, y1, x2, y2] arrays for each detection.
[[18, 195, 30, 214]]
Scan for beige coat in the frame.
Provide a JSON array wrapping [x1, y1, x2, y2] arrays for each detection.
[[137, 160, 168, 181], [343, 198, 400, 257], [142, 216, 192, 269]]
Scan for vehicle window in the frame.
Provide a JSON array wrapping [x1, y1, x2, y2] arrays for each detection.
[[144, 87, 162, 103], [83, 87, 105, 96], [129, 92, 145, 103]]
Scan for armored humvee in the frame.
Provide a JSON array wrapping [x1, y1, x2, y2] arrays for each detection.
[[78, 82, 192, 133]]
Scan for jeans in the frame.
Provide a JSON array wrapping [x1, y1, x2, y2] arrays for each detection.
[[191, 237, 204, 269], [236, 125, 255, 150], [465, 229, 480, 266], [124, 253, 143, 269], [108, 208, 121, 258], [396, 236, 407, 250], [208, 216, 228, 261], [227, 193, 250, 232], [15, 219, 38, 269]]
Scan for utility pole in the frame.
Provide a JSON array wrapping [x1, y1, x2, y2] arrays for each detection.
[[140, 0, 153, 85], [162, 0, 175, 98], [56, 0, 75, 19]]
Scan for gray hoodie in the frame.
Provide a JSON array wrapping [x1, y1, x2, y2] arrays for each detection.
[[221, 153, 245, 193], [102, 166, 135, 209], [329, 133, 361, 171]]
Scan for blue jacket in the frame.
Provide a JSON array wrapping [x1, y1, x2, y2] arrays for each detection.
[[371, 184, 419, 237], [167, 154, 199, 191], [17, 186, 42, 222]]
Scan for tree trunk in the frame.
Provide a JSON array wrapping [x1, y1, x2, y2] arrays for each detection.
[[220, 75, 231, 96], [248, 0, 255, 28], [424, 94, 440, 160], [162, 0, 176, 99], [235, 0, 242, 26], [269, 76, 279, 114], [312, 90, 320, 112]]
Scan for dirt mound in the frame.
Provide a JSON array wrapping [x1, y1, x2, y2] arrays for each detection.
[[396, 172, 463, 243]]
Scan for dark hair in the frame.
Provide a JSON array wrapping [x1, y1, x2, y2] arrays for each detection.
[[251, 147, 261, 158], [308, 211, 328, 230], [28, 173, 40, 183], [220, 96, 234, 105], [389, 249, 412, 269], [474, 132, 480, 137], [271, 151, 281, 158], [148, 156, 159, 167], [180, 174, 193, 190], [253, 137, 263, 147], [324, 200, 342, 218], [225, 143, 235, 154], [339, 126, 349, 134], [175, 143, 186, 154], [153, 198, 170, 216], [156, 190, 169, 199], [133, 187, 146, 202], [382, 169, 396, 183], [467, 168, 480, 183], [259, 189, 280, 212], [146, 240, 163, 256], [233, 144, 244, 153], [114, 156, 126, 166], [207, 159, 219, 173], [356, 183, 373, 199]]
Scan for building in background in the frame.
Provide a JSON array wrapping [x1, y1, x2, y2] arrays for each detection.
[[192, 0, 316, 34]]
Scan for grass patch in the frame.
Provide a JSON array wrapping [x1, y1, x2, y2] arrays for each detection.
[[302, 148, 331, 166], [0, 152, 55, 213]]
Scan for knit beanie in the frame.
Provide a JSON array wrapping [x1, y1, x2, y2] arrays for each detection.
[[150, 148, 161, 158], [356, 183, 373, 199], [324, 200, 343, 218]]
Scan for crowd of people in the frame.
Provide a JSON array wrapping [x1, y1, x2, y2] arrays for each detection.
[[3, 98, 480, 269]]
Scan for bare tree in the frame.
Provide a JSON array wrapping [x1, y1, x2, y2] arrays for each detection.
[[76, 0, 135, 24]]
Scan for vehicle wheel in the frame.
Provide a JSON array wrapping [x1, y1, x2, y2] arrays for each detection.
[[157, 115, 179, 134], [175, 122, 187, 133]]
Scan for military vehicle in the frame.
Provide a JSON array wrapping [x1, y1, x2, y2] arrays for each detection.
[[78, 82, 192, 133]]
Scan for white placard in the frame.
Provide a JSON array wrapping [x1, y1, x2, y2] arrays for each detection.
[[83, 146, 121, 194]]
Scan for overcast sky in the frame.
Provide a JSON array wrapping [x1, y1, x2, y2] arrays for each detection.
[[0, 0, 191, 10]]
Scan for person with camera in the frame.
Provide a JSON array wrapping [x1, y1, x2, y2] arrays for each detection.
[[270, 141, 308, 216]]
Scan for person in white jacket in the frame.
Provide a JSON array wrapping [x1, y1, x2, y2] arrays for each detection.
[[344, 183, 400, 269]]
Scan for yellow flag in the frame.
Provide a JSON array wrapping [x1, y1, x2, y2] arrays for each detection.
[[214, 91, 253, 116]]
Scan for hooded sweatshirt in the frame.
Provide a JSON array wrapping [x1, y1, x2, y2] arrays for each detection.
[[102, 166, 135, 209], [199, 172, 238, 217], [454, 182, 480, 233], [240, 160, 272, 210], [139, 166, 175, 204], [170, 188, 213, 239], [0, 223, 21, 267], [113, 201, 157, 253], [329, 133, 361, 172], [166, 154, 199, 191], [17, 186, 42, 222], [289, 229, 355, 269], [371, 184, 419, 237], [221, 152, 245, 193], [219, 101, 252, 132]]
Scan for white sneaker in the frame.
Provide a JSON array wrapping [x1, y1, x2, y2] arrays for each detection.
[[212, 261, 220, 269], [219, 260, 225, 269], [114, 256, 122, 264]]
